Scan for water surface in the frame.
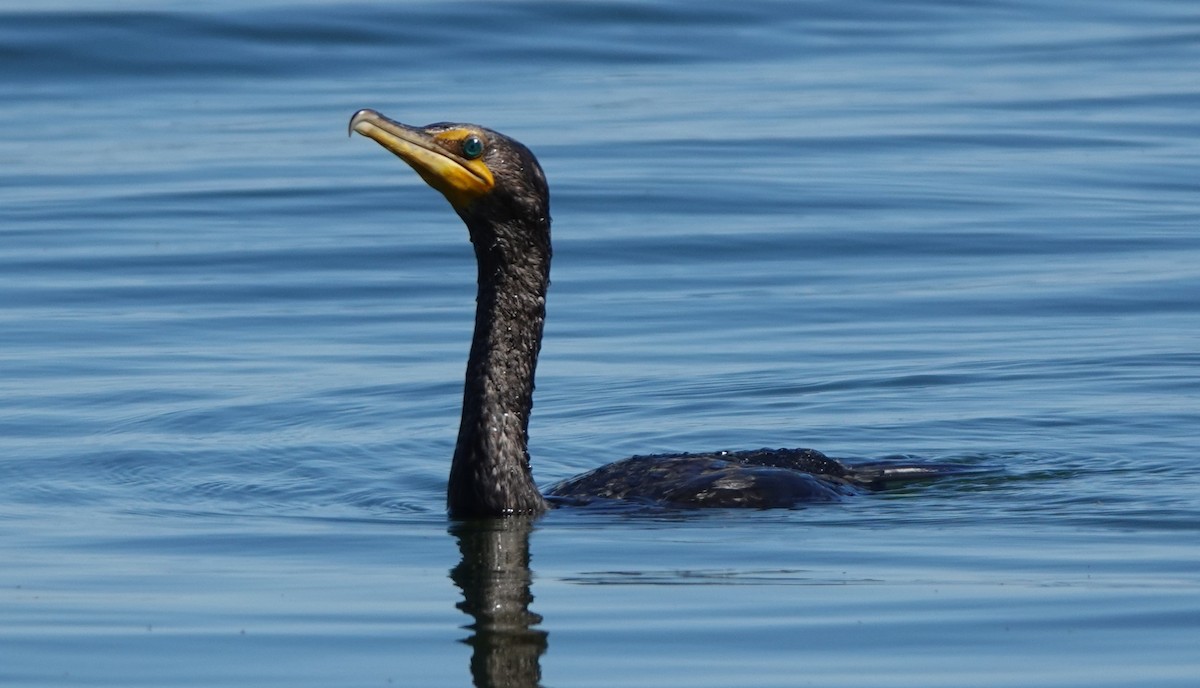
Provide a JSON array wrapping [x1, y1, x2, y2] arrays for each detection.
[[2, 1, 1198, 686]]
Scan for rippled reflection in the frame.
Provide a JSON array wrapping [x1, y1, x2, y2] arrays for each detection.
[[450, 518, 547, 688]]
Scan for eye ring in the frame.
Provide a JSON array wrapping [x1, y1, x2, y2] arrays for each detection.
[[461, 135, 484, 159]]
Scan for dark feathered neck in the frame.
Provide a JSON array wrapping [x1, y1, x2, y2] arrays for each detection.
[[447, 214, 552, 517]]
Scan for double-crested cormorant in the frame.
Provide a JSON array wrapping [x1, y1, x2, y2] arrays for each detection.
[[350, 109, 960, 517]]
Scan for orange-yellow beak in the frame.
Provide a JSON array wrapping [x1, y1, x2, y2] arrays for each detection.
[[349, 109, 494, 209]]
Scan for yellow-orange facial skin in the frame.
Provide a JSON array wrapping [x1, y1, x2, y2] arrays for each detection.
[[350, 109, 495, 210]]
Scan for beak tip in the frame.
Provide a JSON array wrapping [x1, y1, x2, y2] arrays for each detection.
[[349, 108, 380, 138]]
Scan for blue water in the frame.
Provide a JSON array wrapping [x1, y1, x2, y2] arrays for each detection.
[[2, 1, 1199, 685]]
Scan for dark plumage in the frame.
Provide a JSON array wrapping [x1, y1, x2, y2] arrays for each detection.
[[350, 109, 964, 517]]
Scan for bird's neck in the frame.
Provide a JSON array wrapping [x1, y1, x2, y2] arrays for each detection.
[[448, 221, 551, 517]]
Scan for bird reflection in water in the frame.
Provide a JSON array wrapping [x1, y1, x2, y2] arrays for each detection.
[[450, 517, 546, 688]]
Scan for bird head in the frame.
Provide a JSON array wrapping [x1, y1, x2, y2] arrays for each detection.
[[350, 109, 550, 239]]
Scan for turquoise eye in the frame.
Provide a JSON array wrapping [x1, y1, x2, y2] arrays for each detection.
[[461, 135, 484, 159]]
